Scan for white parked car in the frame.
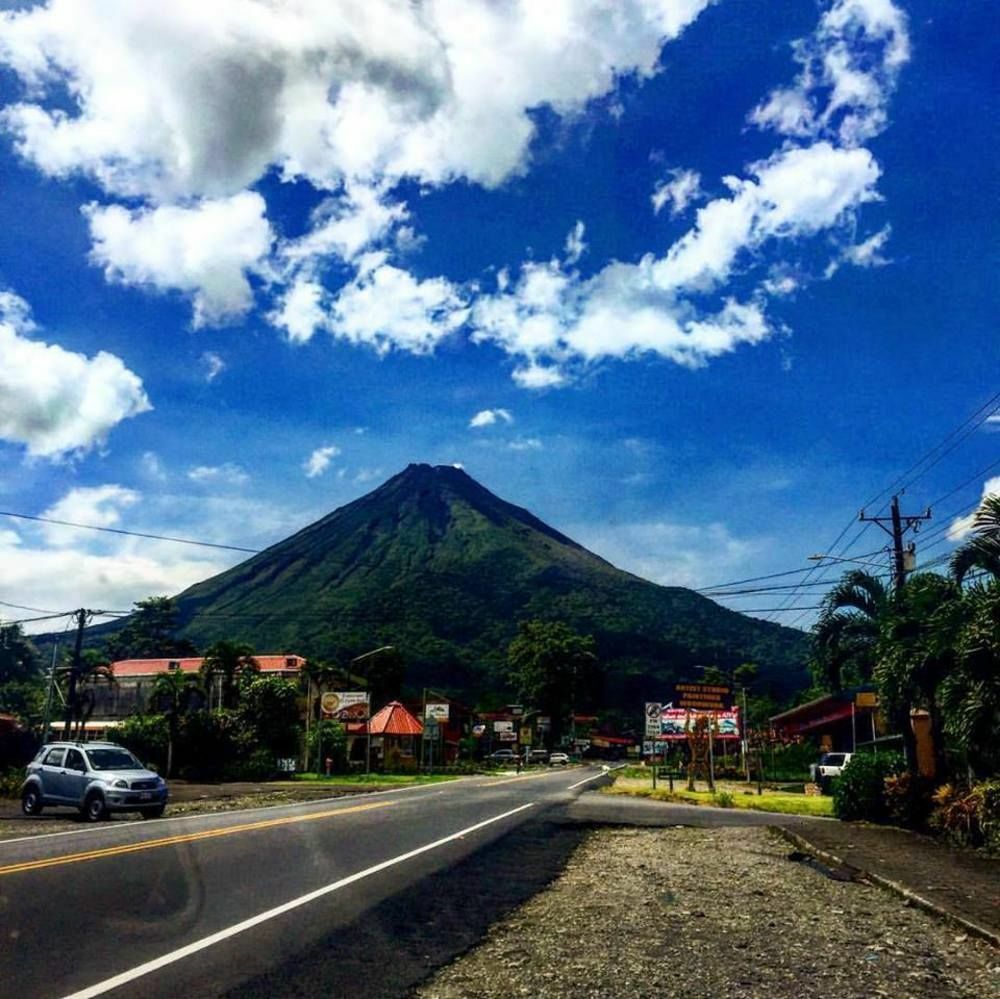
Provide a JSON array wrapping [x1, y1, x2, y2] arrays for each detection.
[[810, 752, 853, 786]]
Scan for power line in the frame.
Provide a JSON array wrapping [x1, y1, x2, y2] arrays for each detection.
[[0, 510, 261, 554], [0, 598, 60, 615]]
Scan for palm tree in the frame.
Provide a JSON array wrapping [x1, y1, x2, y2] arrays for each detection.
[[58, 653, 116, 739], [151, 669, 204, 777], [200, 641, 258, 711], [951, 494, 1000, 583], [813, 570, 891, 692]]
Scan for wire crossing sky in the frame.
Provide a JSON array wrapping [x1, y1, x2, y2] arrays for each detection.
[[0, 1, 996, 630]]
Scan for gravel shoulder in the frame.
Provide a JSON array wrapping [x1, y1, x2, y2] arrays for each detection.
[[415, 825, 1000, 999]]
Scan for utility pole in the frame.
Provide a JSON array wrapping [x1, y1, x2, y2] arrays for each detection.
[[62, 608, 90, 738], [860, 494, 931, 588]]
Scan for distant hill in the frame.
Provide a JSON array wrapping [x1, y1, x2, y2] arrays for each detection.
[[93, 464, 811, 707]]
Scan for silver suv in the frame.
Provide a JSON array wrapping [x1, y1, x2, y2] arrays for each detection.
[[21, 742, 168, 822]]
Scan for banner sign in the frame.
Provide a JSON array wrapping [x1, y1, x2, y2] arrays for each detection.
[[321, 691, 370, 720], [671, 683, 733, 712], [644, 702, 662, 738], [496, 730, 517, 742], [493, 720, 513, 733], [537, 716, 551, 731], [660, 707, 740, 740], [425, 703, 450, 722]]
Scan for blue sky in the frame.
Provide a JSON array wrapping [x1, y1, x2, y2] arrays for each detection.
[[0, 0, 996, 633]]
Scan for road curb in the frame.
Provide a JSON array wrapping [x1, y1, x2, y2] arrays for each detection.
[[770, 825, 1000, 949]]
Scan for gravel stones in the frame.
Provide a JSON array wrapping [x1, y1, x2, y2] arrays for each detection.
[[416, 826, 1000, 998]]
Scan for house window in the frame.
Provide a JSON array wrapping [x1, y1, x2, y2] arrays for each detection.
[[168, 661, 180, 671]]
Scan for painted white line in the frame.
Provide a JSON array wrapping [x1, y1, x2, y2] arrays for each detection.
[[61, 801, 535, 999], [567, 770, 613, 790], [0, 779, 460, 849]]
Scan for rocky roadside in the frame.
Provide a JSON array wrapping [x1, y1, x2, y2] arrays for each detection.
[[415, 825, 1000, 999]]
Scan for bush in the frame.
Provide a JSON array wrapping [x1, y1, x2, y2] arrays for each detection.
[[883, 770, 934, 829], [0, 768, 24, 799], [930, 779, 1000, 851], [113, 715, 169, 773], [713, 790, 735, 808], [833, 752, 904, 822], [235, 748, 278, 781], [384, 746, 418, 773]]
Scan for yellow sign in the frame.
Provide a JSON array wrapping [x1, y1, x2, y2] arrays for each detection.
[[855, 691, 878, 708], [520, 726, 532, 744]]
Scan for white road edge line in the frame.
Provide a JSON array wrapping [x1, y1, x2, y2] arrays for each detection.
[[61, 801, 535, 999], [0, 779, 461, 849], [567, 764, 625, 791]]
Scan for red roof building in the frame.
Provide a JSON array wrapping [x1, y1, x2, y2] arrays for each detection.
[[110, 655, 305, 679], [368, 700, 423, 736]]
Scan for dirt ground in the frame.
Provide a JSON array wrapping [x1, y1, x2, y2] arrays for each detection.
[[415, 825, 1000, 999]]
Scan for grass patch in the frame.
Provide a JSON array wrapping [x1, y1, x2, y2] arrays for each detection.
[[605, 778, 833, 817]]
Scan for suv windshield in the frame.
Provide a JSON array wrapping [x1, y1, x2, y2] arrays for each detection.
[[822, 754, 846, 766], [85, 748, 142, 771]]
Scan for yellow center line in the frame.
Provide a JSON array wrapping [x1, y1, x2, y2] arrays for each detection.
[[0, 799, 396, 878]]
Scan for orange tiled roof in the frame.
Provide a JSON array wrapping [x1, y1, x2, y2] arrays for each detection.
[[368, 700, 423, 736], [110, 655, 306, 678]]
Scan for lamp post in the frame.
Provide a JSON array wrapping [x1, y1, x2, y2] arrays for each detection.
[[350, 646, 395, 775]]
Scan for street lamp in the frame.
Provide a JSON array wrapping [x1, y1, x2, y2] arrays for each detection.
[[350, 646, 395, 775]]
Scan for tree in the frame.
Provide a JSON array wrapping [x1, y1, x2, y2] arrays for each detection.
[[951, 495, 1000, 584], [105, 597, 197, 661], [0, 623, 45, 727], [938, 580, 1000, 775], [813, 570, 891, 692], [57, 650, 116, 739], [361, 647, 406, 709], [237, 675, 301, 758], [151, 669, 204, 777], [200, 641, 258, 710], [507, 620, 598, 745], [875, 572, 961, 776]]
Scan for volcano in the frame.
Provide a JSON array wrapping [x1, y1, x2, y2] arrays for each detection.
[[141, 464, 810, 705]]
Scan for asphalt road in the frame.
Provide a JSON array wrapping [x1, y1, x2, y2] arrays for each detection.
[[0, 769, 824, 998]]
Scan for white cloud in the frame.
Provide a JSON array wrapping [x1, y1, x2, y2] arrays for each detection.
[[353, 467, 383, 484], [651, 167, 702, 216], [0, 0, 714, 200], [270, 279, 327, 345], [750, 0, 909, 146], [187, 463, 249, 486], [469, 408, 513, 429], [825, 223, 892, 278], [507, 437, 542, 451], [85, 192, 273, 326], [139, 451, 167, 482], [328, 255, 468, 355], [571, 518, 764, 590], [564, 221, 586, 266], [201, 351, 225, 382], [40, 484, 140, 547], [948, 477, 1000, 542], [0, 290, 150, 458], [303, 445, 340, 479]]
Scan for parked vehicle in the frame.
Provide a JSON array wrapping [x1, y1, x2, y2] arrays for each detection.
[[488, 748, 518, 763], [526, 748, 548, 763], [548, 752, 570, 766], [20, 741, 169, 821], [810, 751, 853, 789]]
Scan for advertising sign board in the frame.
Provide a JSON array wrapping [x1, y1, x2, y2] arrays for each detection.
[[671, 683, 733, 712], [425, 703, 450, 722], [496, 730, 517, 742], [493, 720, 513, 733], [660, 707, 740, 740], [321, 691, 370, 720]]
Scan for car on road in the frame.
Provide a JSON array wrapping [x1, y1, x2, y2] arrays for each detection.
[[526, 749, 548, 764], [548, 752, 570, 766], [20, 741, 169, 822], [488, 749, 518, 764]]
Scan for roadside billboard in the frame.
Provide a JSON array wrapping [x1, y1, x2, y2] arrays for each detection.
[[659, 707, 740, 740], [425, 703, 450, 722], [321, 691, 370, 720]]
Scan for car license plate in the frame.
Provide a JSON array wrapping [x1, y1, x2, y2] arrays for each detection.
[[140, 792, 152, 800]]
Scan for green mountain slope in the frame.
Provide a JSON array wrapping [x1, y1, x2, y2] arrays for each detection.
[[159, 464, 809, 706]]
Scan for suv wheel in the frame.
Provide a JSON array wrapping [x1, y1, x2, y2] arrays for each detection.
[[21, 786, 44, 816], [82, 792, 107, 822]]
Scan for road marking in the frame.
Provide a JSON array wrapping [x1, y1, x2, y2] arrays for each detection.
[[475, 770, 568, 788], [0, 779, 458, 849], [61, 801, 535, 999], [0, 800, 395, 878], [567, 771, 611, 790]]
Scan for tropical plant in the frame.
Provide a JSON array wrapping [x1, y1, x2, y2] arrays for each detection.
[[236, 675, 301, 759], [950, 494, 1000, 584], [151, 668, 204, 776], [938, 580, 1000, 775], [832, 752, 904, 822], [200, 640, 258, 710], [105, 596, 197, 660], [56, 651, 116, 739], [813, 570, 890, 691]]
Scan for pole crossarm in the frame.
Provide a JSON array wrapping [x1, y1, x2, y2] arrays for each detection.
[[859, 495, 931, 588]]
